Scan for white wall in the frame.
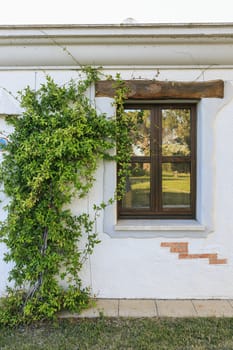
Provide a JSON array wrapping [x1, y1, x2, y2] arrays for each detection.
[[0, 67, 233, 298], [88, 68, 233, 299]]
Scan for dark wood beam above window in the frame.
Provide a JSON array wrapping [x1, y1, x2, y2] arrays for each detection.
[[95, 80, 224, 99]]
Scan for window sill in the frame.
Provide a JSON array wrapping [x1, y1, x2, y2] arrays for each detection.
[[105, 219, 208, 238], [115, 219, 205, 232]]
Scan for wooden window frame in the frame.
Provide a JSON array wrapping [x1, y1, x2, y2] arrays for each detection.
[[118, 103, 197, 220]]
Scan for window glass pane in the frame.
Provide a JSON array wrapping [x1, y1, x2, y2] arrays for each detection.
[[124, 109, 150, 156], [162, 108, 191, 156], [122, 163, 150, 209], [162, 163, 191, 208]]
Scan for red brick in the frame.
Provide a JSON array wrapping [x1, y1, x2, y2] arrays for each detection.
[[161, 242, 188, 253], [209, 258, 227, 265], [171, 245, 188, 253], [161, 242, 172, 247], [161, 241, 227, 265], [178, 253, 189, 259]]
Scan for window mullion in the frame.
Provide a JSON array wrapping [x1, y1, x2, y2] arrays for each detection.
[[157, 106, 163, 212], [151, 106, 161, 213]]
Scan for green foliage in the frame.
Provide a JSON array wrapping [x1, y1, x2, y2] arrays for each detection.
[[0, 69, 131, 326], [113, 75, 136, 199]]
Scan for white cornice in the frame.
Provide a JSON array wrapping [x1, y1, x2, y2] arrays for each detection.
[[0, 23, 233, 67], [1, 23, 233, 42]]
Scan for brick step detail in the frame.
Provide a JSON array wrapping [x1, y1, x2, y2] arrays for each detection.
[[161, 242, 227, 264]]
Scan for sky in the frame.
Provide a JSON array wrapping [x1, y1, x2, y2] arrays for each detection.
[[0, 0, 232, 25]]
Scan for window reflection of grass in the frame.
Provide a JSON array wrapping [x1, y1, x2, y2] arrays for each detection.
[[163, 172, 190, 193], [125, 172, 190, 208], [163, 171, 190, 206], [130, 176, 150, 190], [129, 173, 190, 193]]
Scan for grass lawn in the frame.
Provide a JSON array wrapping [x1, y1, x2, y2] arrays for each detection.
[[1, 318, 233, 349]]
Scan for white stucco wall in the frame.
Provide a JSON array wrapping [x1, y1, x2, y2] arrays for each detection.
[[0, 24, 233, 298], [85, 68, 233, 299]]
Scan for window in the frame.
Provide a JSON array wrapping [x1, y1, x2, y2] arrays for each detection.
[[118, 103, 196, 219]]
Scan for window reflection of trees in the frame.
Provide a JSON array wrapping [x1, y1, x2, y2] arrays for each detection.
[[124, 109, 150, 156], [162, 109, 191, 157]]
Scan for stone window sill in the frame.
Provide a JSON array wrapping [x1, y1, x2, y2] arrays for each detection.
[[109, 219, 207, 238], [115, 219, 205, 231]]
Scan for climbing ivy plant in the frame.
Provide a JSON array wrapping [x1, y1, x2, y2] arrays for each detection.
[[0, 68, 132, 326]]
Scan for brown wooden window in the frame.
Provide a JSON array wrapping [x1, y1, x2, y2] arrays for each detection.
[[118, 103, 196, 219]]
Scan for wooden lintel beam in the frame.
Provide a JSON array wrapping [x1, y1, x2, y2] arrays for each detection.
[[95, 79, 224, 99]]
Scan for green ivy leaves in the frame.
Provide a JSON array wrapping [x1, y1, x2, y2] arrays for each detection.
[[0, 70, 132, 326]]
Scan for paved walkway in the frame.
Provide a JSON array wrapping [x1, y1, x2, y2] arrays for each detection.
[[60, 299, 233, 318]]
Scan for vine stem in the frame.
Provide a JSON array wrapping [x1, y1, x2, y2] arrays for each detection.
[[24, 226, 48, 303]]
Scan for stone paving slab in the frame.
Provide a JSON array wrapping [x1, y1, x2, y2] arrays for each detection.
[[119, 299, 157, 317], [192, 300, 233, 317], [60, 299, 119, 318], [79, 299, 119, 318], [59, 299, 233, 319], [156, 300, 197, 317]]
